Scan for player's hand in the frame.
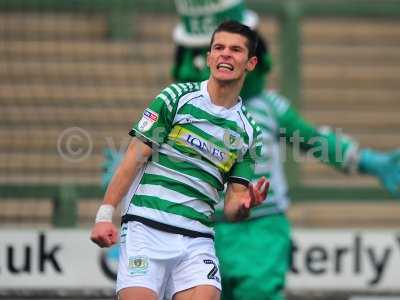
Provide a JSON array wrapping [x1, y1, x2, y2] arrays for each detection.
[[237, 177, 269, 219], [243, 177, 269, 209], [359, 148, 400, 197], [102, 148, 123, 188], [90, 222, 118, 248]]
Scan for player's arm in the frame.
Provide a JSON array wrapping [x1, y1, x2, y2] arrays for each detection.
[[283, 107, 400, 196], [271, 92, 400, 197], [224, 178, 268, 222], [103, 138, 152, 209], [224, 122, 269, 221], [92, 83, 185, 248], [272, 94, 357, 171], [90, 138, 152, 248]]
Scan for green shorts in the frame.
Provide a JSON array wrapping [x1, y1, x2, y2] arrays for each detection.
[[215, 214, 291, 300]]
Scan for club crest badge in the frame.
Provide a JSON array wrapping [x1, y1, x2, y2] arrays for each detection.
[[128, 255, 149, 275], [223, 130, 243, 149]]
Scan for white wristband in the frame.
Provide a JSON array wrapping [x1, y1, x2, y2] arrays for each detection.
[[95, 204, 115, 223]]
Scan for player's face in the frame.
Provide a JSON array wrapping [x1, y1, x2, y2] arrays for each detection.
[[207, 31, 257, 83]]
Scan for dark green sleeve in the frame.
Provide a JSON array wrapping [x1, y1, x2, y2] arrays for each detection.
[[229, 127, 262, 184], [268, 91, 358, 171]]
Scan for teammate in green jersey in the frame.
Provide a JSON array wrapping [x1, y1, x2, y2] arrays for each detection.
[[102, 2, 400, 300], [92, 21, 269, 300]]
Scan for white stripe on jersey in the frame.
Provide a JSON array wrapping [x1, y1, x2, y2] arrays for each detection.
[[158, 93, 173, 112], [136, 184, 213, 215], [145, 163, 219, 204]]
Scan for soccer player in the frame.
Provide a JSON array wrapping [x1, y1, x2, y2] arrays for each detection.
[[91, 21, 268, 300], [102, 2, 400, 300]]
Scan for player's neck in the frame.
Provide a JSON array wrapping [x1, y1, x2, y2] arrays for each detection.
[[207, 77, 243, 108]]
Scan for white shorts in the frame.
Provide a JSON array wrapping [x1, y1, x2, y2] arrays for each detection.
[[116, 221, 221, 300]]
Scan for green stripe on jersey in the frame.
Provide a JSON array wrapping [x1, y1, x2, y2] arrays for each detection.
[[132, 195, 213, 227], [178, 104, 249, 144], [151, 97, 175, 119], [141, 173, 216, 208], [154, 152, 224, 191]]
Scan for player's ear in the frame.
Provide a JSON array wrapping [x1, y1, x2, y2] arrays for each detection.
[[246, 56, 258, 72], [206, 51, 211, 67]]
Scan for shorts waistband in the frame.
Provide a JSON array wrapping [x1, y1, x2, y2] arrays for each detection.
[[121, 214, 214, 240]]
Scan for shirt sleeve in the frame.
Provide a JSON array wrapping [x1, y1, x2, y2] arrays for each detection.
[[228, 127, 263, 186], [130, 85, 178, 146]]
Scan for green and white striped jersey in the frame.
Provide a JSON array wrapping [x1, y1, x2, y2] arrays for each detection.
[[242, 90, 358, 219], [245, 90, 291, 218], [123, 80, 262, 235]]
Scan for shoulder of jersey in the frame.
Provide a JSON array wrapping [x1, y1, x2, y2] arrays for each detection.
[[163, 82, 201, 99], [156, 82, 201, 112], [240, 104, 262, 136]]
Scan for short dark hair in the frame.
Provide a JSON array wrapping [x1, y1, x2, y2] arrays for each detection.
[[209, 20, 258, 58]]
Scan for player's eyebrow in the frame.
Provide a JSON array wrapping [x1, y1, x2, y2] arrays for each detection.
[[212, 43, 245, 51], [230, 45, 245, 51], [212, 43, 224, 48]]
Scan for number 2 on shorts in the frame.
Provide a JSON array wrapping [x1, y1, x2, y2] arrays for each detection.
[[203, 259, 220, 282]]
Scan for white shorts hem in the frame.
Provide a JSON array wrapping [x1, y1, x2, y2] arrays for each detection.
[[168, 281, 221, 299], [116, 283, 158, 296]]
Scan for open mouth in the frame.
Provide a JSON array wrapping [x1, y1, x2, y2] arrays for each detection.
[[217, 63, 234, 71]]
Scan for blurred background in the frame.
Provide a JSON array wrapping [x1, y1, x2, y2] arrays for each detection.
[[0, 0, 399, 299]]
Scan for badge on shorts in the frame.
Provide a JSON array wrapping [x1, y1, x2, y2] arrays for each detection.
[[128, 255, 149, 275], [137, 109, 158, 132]]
